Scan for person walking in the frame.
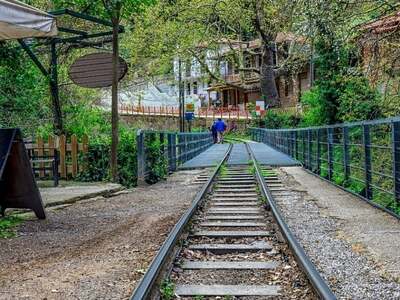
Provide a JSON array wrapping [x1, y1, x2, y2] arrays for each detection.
[[215, 118, 227, 143], [210, 121, 218, 144]]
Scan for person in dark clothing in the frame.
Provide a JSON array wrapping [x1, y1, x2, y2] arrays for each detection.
[[210, 121, 218, 143], [215, 118, 227, 143]]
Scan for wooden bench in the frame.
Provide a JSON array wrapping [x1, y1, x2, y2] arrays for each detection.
[[25, 144, 59, 187]]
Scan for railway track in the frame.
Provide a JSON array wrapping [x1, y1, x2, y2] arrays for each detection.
[[131, 143, 336, 300]]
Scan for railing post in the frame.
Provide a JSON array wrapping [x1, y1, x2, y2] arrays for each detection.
[[317, 129, 321, 174], [307, 129, 312, 170], [302, 130, 306, 165], [294, 131, 298, 160], [392, 121, 400, 204], [137, 130, 146, 185], [183, 134, 188, 162], [167, 133, 176, 172], [343, 126, 350, 183], [363, 124, 372, 199], [327, 127, 334, 180]]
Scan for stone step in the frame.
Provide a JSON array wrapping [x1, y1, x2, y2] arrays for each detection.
[[211, 202, 259, 206], [189, 241, 272, 253], [204, 215, 264, 221], [200, 222, 265, 227], [181, 260, 278, 270], [175, 284, 280, 296], [191, 230, 270, 238]]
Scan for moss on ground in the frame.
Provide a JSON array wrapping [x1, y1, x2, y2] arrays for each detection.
[[0, 215, 22, 239]]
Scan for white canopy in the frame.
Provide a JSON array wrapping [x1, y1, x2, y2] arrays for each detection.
[[0, 0, 57, 40]]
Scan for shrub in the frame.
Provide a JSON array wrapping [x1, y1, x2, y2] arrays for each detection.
[[145, 135, 168, 184], [263, 110, 300, 129], [77, 127, 138, 187]]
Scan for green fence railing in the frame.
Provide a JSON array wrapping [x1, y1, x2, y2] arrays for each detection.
[[250, 117, 400, 218], [137, 130, 213, 184]]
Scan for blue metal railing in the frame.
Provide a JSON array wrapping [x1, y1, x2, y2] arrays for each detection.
[[249, 116, 400, 218], [137, 130, 213, 184]]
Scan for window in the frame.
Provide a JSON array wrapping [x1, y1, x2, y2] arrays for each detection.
[[186, 82, 191, 95], [193, 82, 198, 94]]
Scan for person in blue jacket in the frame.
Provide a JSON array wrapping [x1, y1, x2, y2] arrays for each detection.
[[210, 121, 218, 143], [215, 118, 227, 143]]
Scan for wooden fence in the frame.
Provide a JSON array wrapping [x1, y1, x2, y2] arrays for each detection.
[[26, 134, 89, 179]]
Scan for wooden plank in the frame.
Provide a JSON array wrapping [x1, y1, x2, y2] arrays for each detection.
[[48, 135, 54, 177], [59, 134, 66, 178], [71, 135, 78, 177], [37, 137, 44, 177]]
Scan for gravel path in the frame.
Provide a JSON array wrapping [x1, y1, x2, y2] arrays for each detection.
[[275, 168, 400, 299], [0, 169, 207, 300]]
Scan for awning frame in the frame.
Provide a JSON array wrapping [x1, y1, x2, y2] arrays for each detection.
[[15, 8, 124, 133]]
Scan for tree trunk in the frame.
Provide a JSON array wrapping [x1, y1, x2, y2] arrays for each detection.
[[111, 7, 121, 182], [260, 43, 279, 107], [50, 41, 63, 134], [253, 0, 279, 108]]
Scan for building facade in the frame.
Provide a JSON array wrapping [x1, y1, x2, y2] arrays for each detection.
[[173, 35, 312, 110]]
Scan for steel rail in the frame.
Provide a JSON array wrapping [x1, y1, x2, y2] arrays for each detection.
[[245, 143, 337, 300], [130, 144, 233, 300]]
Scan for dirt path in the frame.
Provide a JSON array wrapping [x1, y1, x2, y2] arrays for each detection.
[[0, 170, 207, 300]]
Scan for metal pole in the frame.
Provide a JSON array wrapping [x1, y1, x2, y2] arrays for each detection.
[[392, 121, 400, 204], [343, 126, 350, 182], [317, 129, 321, 175], [136, 130, 145, 185], [178, 59, 185, 132], [363, 125, 372, 200], [307, 129, 312, 170], [50, 41, 63, 134], [327, 128, 334, 180]]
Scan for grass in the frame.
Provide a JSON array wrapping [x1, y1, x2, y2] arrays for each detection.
[[0, 215, 22, 239], [160, 279, 175, 300], [224, 131, 251, 142]]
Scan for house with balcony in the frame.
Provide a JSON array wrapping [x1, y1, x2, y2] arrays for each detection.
[[174, 34, 312, 111]]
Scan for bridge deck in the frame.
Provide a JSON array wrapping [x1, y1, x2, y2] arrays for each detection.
[[227, 144, 250, 165], [179, 142, 299, 169], [179, 144, 230, 169], [248, 142, 300, 166]]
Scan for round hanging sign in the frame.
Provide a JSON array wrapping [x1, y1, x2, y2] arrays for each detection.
[[69, 52, 128, 88]]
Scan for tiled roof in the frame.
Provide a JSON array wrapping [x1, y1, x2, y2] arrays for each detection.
[[361, 11, 400, 34]]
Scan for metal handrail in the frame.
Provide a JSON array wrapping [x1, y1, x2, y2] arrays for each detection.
[[249, 118, 400, 218]]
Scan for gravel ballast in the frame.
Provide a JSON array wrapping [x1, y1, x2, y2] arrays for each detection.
[[0, 169, 207, 300], [275, 168, 400, 299]]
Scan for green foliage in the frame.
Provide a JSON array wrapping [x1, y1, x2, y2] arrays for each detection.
[[160, 279, 175, 300], [300, 88, 328, 126], [145, 136, 168, 184], [0, 216, 22, 239], [336, 76, 381, 122], [0, 43, 51, 136], [77, 126, 138, 187], [263, 110, 300, 129]]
